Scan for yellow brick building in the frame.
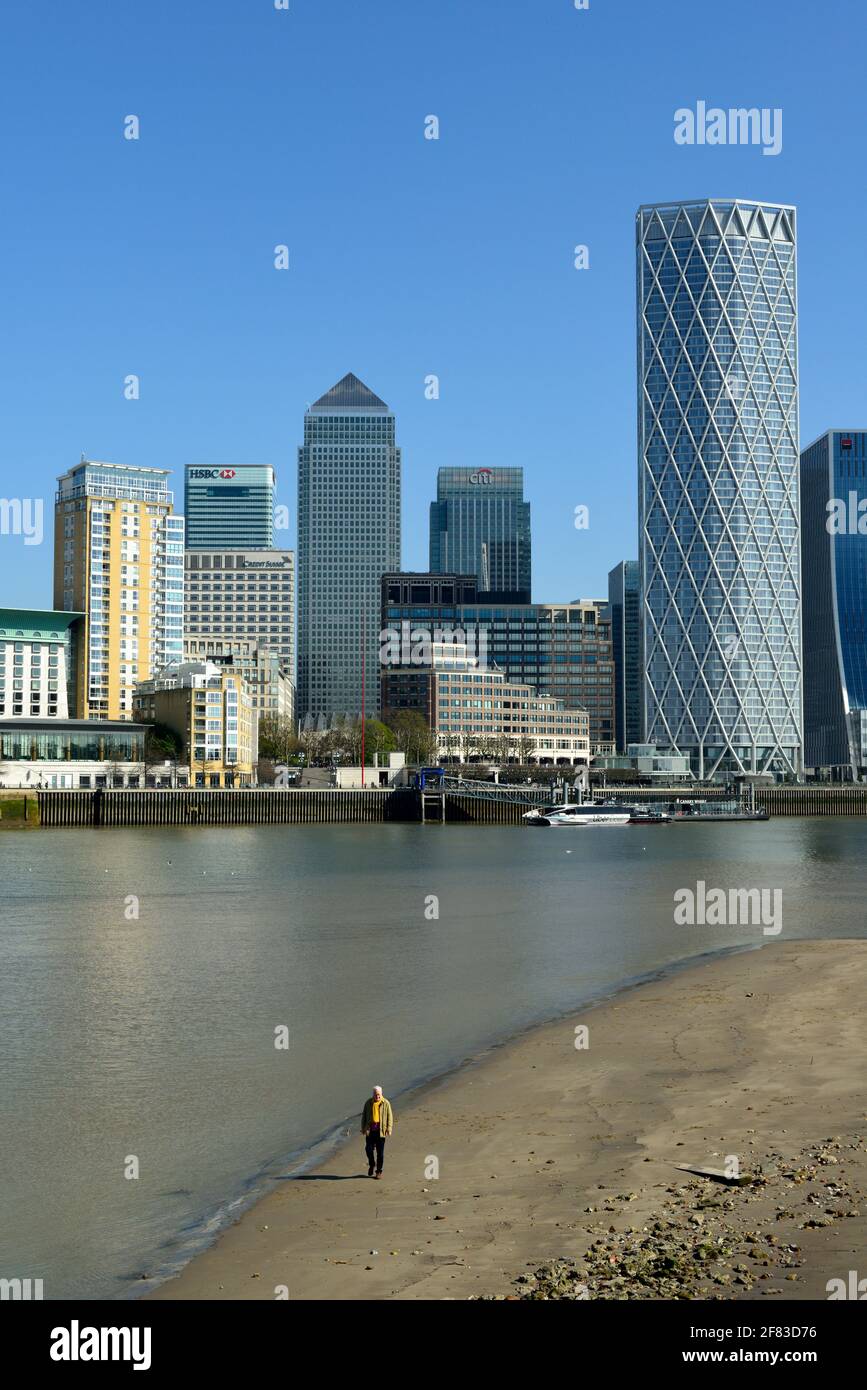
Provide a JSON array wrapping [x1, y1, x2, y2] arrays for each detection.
[[133, 662, 257, 788], [54, 460, 185, 720]]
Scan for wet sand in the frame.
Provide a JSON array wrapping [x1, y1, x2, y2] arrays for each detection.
[[147, 940, 867, 1301]]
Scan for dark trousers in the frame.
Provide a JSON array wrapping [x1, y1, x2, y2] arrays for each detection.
[[365, 1131, 386, 1173]]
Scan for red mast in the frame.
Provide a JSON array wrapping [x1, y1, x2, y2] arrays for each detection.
[[360, 604, 365, 781]]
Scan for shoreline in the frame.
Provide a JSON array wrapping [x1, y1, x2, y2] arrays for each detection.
[[146, 940, 867, 1301], [131, 941, 758, 1299]]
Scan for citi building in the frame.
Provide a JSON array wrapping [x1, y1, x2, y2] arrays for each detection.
[[430, 467, 531, 599]]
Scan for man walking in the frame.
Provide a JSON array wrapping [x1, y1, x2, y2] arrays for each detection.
[[361, 1084, 394, 1179]]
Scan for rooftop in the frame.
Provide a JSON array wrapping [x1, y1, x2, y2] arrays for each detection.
[[309, 373, 389, 412]]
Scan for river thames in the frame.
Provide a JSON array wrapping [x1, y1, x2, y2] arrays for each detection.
[[1, 818, 865, 1298]]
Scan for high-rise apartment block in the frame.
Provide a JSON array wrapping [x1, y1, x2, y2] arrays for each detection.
[[54, 460, 185, 720]]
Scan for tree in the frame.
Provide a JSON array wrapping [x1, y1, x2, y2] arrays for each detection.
[[364, 719, 396, 760], [144, 723, 183, 764], [383, 708, 438, 766], [143, 723, 183, 786], [258, 715, 301, 763]]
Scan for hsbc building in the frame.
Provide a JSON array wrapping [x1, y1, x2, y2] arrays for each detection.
[[184, 463, 276, 551]]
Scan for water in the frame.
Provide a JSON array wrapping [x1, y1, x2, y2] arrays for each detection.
[[1, 818, 865, 1299]]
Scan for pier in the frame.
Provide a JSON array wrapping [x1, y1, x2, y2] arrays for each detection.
[[26, 783, 867, 828]]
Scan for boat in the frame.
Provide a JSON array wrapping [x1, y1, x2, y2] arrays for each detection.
[[628, 809, 672, 824], [523, 802, 632, 827]]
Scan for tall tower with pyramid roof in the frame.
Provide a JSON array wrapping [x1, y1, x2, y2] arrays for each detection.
[[297, 374, 401, 722]]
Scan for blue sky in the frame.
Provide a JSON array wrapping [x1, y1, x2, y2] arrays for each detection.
[[0, 0, 864, 608]]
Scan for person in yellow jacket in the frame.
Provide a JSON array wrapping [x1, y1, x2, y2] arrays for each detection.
[[361, 1084, 394, 1179]]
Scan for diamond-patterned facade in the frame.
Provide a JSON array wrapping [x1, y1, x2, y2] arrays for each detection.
[[637, 200, 803, 779]]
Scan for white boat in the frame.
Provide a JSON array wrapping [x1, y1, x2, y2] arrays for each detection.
[[523, 802, 632, 827]]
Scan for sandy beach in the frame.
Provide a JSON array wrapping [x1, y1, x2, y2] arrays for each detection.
[[147, 940, 867, 1301]]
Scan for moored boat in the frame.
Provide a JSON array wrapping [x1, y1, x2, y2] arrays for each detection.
[[523, 802, 632, 827]]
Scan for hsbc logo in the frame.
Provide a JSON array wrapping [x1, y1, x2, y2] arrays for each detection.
[[469, 468, 494, 485], [189, 468, 237, 480]]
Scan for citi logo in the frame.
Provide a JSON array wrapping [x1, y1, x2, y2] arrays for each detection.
[[469, 468, 493, 484]]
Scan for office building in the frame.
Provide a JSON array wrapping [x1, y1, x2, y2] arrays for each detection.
[[637, 200, 802, 779], [381, 575, 614, 752], [133, 661, 257, 787], [429, 467, 530, 598], [800, 429, 867, 777], [298, 373, 401, 721], [184, 465, 276, 550], [0, 608, 83, 719], [608, 561, 641, 752], [184, 549, 294, 688], [54, 460, 185, 720], [381, 642, 589, 766]]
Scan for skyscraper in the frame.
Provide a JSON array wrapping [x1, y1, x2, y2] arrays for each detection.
[[608, 561, 641, 752], [800, 430, 867, 777], [429, 467, 531, 599], [637, 199, 802, 779], [297, 373, 401, 722], [184, 465, 275, 550], [183, 550, 295, 722], [54, 460, 185, 720]]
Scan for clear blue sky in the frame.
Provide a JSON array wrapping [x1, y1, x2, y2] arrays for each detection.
[[0, 0, 863, 609]]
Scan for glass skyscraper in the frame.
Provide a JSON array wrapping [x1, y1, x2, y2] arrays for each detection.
[[608, 561, 641, 752], [637, 199, 802, 779], [184, 465, 275, 550], [800, 430, 867, 777], [429, 467, 531, 598], [297, 373, 401, 722]]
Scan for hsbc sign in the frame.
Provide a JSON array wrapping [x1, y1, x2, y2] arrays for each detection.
[[189, 468, 237, 480], [469, 468, 494, 485]]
